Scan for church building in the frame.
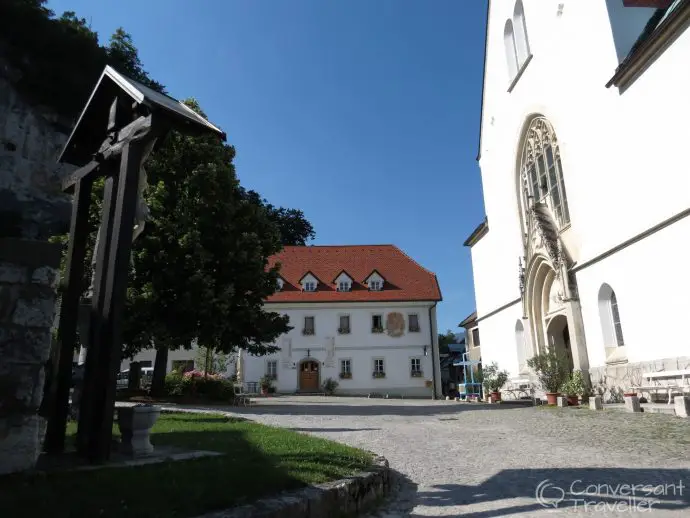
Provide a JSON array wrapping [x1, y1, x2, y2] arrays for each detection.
[[463, 0, 690, 397]]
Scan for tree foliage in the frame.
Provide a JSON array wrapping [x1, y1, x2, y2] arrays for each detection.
[[438, 329, 458, 355]]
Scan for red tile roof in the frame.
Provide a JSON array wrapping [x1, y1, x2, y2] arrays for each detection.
[[267, 245, 442, 303]]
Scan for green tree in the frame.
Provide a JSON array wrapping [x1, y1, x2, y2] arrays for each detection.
[[438, 329, 457, 355]]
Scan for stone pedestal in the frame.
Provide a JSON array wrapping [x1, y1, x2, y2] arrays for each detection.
[[117, 405, 161, 456], [624, 395, 641, 413], [674, 396, 690, 418], [589, 395, 603, 410], [557, 396, 568, 408]]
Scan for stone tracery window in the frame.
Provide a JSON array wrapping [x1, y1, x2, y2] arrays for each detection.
[[520, 117, 571, 229]]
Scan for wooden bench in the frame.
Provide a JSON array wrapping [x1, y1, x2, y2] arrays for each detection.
[[629, 369, 690, 405]]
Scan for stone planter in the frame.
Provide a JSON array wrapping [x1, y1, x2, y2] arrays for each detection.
[[117, 405, 161, 456]]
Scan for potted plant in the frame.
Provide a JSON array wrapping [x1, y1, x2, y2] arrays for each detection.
[[482, 362, 509, 402], [561, 370, 586, 406], [259, 375, 273, 396], [527, 350, 570, 405], [339, 372, 352, 379]]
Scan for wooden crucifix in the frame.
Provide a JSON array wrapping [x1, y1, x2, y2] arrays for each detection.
[[43, 66, 225, 463]]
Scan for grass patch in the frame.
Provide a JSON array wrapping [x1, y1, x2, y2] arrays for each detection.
[[0, 412, 373, 518]]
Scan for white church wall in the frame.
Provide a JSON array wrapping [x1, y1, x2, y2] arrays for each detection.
[[576, 214, 690, 370], [474, 303, 525, 379], [479, 0, 690, 272]]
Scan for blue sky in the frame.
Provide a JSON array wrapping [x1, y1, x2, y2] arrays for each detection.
[[47, 0, 488, 334]]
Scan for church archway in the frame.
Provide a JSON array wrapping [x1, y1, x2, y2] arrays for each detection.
[[546, 314, 574, 372]]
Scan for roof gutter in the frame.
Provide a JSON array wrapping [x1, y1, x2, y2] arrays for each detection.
[[428, 302, 438, 400]]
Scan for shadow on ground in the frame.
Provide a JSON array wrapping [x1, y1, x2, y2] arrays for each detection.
[[382, 468, 690, 517], [170, 401, 532, 417]]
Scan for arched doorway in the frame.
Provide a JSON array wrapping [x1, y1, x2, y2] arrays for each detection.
[[546, 315, 574, 372], [299, 359, 320, 392]]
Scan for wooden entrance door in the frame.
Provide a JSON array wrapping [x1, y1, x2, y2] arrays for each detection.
[[299, 361, 320, 391]]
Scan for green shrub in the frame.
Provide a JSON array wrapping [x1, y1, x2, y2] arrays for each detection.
[[164, 370, 234, 400], [527, 350, 570, 393], [322, 377, 339, 395]]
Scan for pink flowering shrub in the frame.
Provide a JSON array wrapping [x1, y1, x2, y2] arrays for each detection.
[[165, 369, 233, 399]]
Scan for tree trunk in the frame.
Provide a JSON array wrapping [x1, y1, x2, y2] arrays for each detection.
[[150, 347, 168, 397], [205, 346, 211, 378]]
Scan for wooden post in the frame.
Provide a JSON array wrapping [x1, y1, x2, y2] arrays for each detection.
[[44, 177, 93, 454], [86, 139, 146, 463]]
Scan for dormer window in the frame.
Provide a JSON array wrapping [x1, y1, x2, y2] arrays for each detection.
[[364, 270, 385, 292], [299, 272, 319, 292], [333, 270, 353, 292], [276, 277, 284, 291]]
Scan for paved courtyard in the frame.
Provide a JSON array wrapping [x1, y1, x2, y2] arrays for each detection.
[[178, 396, 690, 517]]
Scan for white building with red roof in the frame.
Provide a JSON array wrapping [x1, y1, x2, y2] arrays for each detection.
[[121, 244, 443, 398], [241, 244, 443, 398]]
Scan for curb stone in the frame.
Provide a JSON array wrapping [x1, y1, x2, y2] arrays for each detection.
[[195, 455, 390, 518]]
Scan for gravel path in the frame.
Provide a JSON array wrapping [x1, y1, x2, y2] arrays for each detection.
[[165, 397, 690, 517]]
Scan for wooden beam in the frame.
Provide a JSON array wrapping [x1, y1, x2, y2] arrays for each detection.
[[86, 139, 147, 463], [44, 176, 93, 454], [76, 171, 118, 456], [62, 160, 101, 194]]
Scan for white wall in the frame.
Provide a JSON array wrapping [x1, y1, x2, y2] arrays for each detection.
[[474, 304, 525, 379], [576, 215, 690, 369], [471, 0, 690, 374], [243, 301, 439, 398]]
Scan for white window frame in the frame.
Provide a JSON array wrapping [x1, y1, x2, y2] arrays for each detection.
[[266, 359, 278, 380], [371, 314, 384, 332], [598, 283, 627, 364], [408, 313, 420, 332], [338, 314, 351, 334], [303, 281, 316, 292], [410, 357, 422, 376], [373, 357, 385, 374], [369, 280, 382, 291], [303, 315, 315, 335], [340, 358, 352, 376], [337, 281, 351, 292], [504, 1, 532, 90]]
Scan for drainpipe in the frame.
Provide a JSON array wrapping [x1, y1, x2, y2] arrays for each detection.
[[428, 303, 438, 400]]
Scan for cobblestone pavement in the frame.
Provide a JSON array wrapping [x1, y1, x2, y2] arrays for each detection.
[[171, 397, 690, 517]]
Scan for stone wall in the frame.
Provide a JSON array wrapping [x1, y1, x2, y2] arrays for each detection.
[[590, 356, 690, 404], [0, 63, 74, 474]]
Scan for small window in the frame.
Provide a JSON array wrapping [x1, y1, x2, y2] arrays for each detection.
[[369, 280, 382, 291], [337, 281, 351, 292], [339, 359, 352, 379], [266, 360, 278, 380], [303, 316, 315, 335], [408, 314, 420, 332], [373, 358, 385, 377], [372, 314, 383, 333], [276, 278, 284, 291], [410, 358, 422, 377], [304, 281, 316, 292], [338, 315, 350, 334], [471, 328, 480, 347], [610, 292, 625, 347]]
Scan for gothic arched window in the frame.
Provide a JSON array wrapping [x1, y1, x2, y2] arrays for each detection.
[[520, 117, 571, 229]]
